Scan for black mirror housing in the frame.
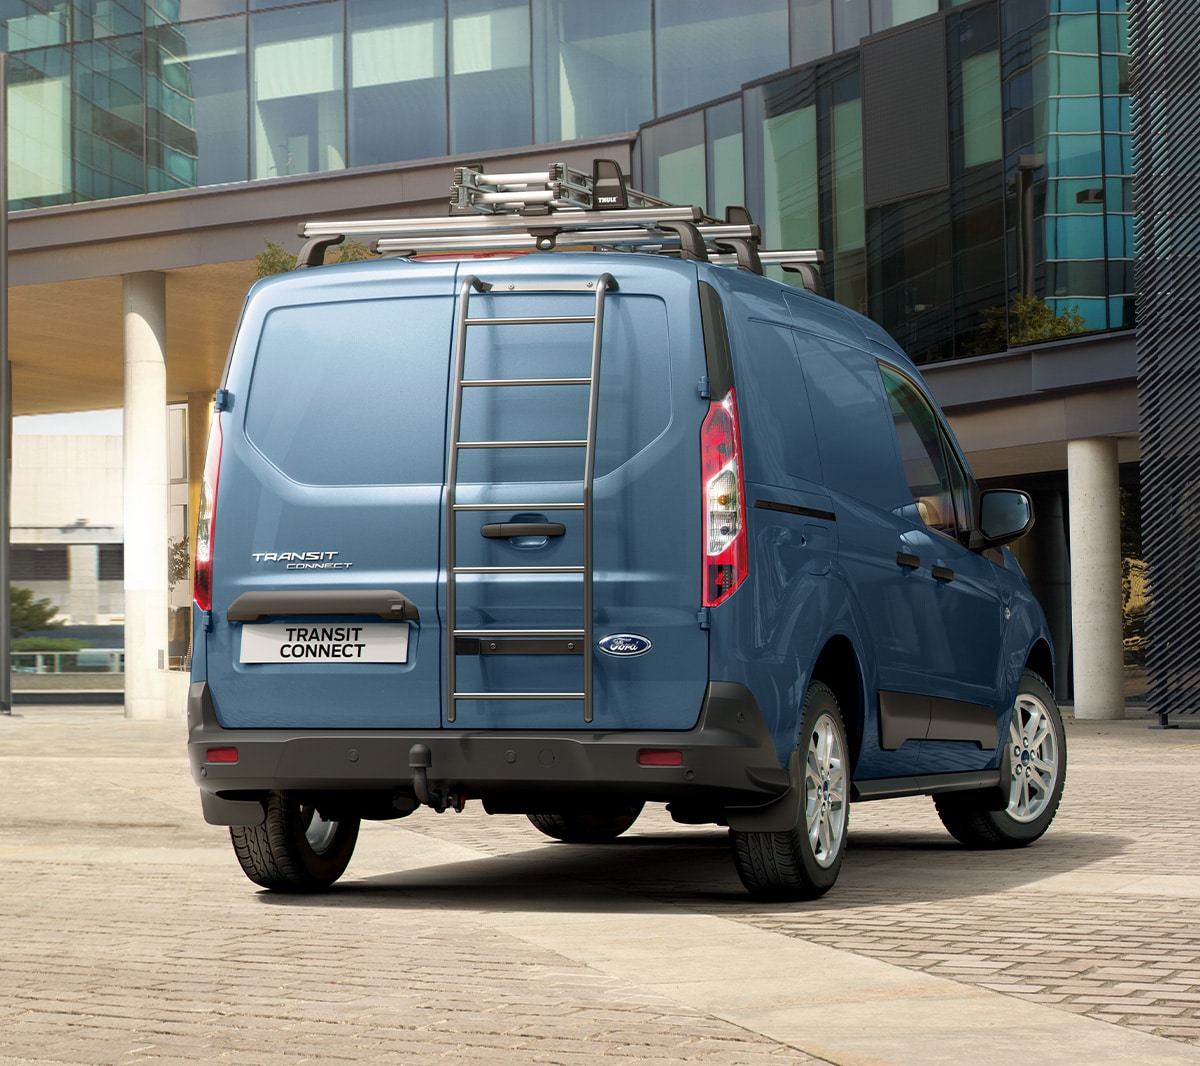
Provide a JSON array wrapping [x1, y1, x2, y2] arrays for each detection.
[[975, 489, 1034, 548]]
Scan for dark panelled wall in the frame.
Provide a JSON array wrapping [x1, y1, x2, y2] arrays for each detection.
[[1131, 2, 1200, 719]]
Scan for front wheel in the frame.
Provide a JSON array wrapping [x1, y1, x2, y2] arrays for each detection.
[[230, 791, 360, 892], [730, 681, 849, 901], [935, 671, 1066, 848]]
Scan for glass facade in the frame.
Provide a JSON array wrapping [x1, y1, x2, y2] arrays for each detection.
[[1, 1, 1132, 364], [641, 0, 1132, 363]]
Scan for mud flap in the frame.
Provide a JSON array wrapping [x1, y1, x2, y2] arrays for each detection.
[[724, 750, 803, 832]]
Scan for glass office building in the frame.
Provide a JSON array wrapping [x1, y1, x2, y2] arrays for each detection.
[[2, 0, 1130, 369]]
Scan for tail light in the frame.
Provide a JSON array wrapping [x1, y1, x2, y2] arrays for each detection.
[[193, 414, 222, 612], [701, 388, 748, 607]]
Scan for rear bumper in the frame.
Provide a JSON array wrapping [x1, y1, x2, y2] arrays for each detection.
[[187, 680, 791, 826]]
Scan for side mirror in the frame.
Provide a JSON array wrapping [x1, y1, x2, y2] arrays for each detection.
[[976, 489, 1034, 548]]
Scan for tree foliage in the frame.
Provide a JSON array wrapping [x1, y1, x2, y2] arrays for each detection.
[[10, 585, 63, 638], [169, 536, 191, 590], [254, 238, 376, 280], [978, 295, 1087, 352]]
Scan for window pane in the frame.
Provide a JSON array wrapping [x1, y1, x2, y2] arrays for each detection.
[[880, 366, 960, 537], [639, 111, 706, 209], [707, 99, 744, 216], [748, 73, 819, 249], [868, 194, 953, 363], [831, 97, 863, 252], [74, 0, 142, 41], [449, 0, 531, 153], [8, 46, 72, 208], [3, 2, 69, 48], [870, 0, 937, 33], [147, 1, 246, 25], [74, 35, 146, 200], [656, 0, 788, 118], [147, 17, 248, 191], [532, 0, 651, 142], [791, 0, 832, 67], [349, 0, 446, 165], [250, 4, 345, 179], [833, 0, 869, 52], [961, 51, 1001, 166]]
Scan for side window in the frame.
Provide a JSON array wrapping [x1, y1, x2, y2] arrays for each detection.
[[879, 364, 971, 538]]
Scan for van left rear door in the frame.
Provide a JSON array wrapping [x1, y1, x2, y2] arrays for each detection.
[[203, 267, 453, 730]]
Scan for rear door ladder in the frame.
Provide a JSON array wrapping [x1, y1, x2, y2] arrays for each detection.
[[446, 273, 617, 723]]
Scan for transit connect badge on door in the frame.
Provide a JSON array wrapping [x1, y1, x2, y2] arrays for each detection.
[[597, 633, 653, 657]]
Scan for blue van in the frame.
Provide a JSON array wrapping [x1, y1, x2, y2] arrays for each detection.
[[187, 162, 1064, 900]]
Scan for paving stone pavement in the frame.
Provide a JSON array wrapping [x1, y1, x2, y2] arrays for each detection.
[[1, 704, 1198, 1065]]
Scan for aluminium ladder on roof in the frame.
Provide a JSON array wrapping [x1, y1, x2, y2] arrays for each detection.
[[445, 272, 616, 724]]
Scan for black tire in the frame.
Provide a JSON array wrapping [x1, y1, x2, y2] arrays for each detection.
[[934, 670, 1066, 848], [729, 681, 849, 901], [230, 791, 360, 892], [526, 803, 644, 843]]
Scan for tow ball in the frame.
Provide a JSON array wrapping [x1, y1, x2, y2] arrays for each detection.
[[408, 743, 465, 813]]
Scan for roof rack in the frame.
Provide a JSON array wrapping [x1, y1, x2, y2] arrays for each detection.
[[296, 159, 825, 292]]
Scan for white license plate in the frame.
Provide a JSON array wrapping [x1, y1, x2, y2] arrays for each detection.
[[240, 623, 409, 664]]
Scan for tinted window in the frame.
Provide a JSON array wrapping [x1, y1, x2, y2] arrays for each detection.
[[245, 296, 451, 486], [879, 363, 971, 537]]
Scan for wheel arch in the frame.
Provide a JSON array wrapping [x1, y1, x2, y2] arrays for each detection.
[[1025, 639, 1055, 696], [810, 634, 864, 768]]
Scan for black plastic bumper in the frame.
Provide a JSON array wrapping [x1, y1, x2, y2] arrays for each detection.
[[187, 680, 793, 827]]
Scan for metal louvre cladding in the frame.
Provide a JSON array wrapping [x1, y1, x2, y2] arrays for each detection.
[[1132, 0, 1200, 718]]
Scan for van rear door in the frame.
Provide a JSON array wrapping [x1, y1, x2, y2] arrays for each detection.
[[444, 256, 709, 731], [202, 265, 453, 729]]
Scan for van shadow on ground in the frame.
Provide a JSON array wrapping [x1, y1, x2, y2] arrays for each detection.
[[257, 826, 1124, 915]]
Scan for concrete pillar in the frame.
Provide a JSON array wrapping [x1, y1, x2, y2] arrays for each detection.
[[1067, 437, 1125, 719], [186, 392, 213, 551], [66, 543, 100, 625], [123, 272, 170, 720]]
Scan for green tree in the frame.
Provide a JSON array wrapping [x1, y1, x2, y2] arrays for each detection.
[[10, 585, 64, 638], [977, 295, 1087, 352], [254, 237, 376, 280], [169, 536, 190, 590]]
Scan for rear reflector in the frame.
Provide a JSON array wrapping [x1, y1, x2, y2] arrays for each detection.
[[638, 749, 683, 767], [206, 747, 239, 764]]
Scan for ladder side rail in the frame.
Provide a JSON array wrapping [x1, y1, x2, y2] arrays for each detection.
[[446, 274, 488, 723], [582, 274, 617, 723]]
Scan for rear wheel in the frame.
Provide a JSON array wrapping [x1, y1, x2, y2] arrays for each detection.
[[934, 671, 1066, 848], [230, 791, 360, 892], [730, 681, 849, 901], [527, 803, 644, 843]]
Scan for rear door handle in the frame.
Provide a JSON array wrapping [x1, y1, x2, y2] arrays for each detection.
[[481, 522, 566, 539], [227, 589, 418, 621], [932, 565, 955, 582], [896, 551, 921, 570]]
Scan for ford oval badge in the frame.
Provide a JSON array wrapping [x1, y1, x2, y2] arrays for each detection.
[[598, 633, 652, 657]]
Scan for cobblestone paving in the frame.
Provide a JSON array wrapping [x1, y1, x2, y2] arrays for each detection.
[[0, 708, 826, 1066], [3, 706, 1198, 1061]]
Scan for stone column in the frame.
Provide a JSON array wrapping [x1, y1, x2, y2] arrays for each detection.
[[1067, 437, 1125, 719], [67, 543, 100, 624], [123, 272, 170, 720]]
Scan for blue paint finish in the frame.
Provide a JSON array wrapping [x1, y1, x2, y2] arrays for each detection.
[[195, 246, 1054, 808]]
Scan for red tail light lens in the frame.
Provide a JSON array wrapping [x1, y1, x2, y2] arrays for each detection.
[[193, 414, 222, 612], [701, 388, 748, 607]]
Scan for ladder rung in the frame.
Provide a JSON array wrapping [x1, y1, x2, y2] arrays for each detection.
[[466, 315, 595, 326], [454, 692, 585, 701], [456, 439, 585, 449], [452, 502, 584, 512], [454, 629, 585, 638], [453, 566, 584, 575], [462, 377, 591, 388]]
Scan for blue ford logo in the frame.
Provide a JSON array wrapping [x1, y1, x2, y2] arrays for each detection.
[[598, 633, 652, 657]]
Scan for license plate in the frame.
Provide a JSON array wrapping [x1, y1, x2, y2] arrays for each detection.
[[240, 623, 409, 664]]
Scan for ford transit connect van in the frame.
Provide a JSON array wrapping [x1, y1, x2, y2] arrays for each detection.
[[188, 162, 1064, 900]]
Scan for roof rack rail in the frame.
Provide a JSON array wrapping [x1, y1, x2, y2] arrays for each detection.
[[296, 158, 826, 291]]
